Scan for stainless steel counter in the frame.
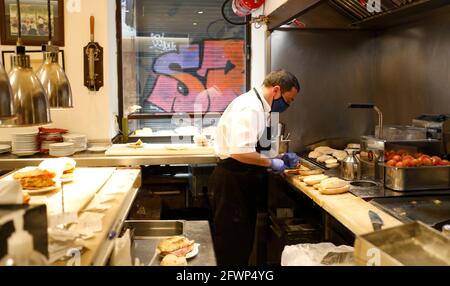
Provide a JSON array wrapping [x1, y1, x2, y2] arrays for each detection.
[[132, 221, 217, 266], [0, 151, 218, 170]]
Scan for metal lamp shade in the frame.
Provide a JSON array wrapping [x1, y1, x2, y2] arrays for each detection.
[[36, 52, 73, 108], [0, 62, 15, 120], [8, 54, 52, 126]]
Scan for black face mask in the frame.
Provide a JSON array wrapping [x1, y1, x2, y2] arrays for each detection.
[[271, 94, 290, 113]]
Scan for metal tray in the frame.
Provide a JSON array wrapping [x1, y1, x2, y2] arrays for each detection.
[[384, 165, 450, 191], [354, 221, 450, 266]]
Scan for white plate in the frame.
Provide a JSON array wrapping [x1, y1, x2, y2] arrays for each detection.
[[12, 131, 38, 136], [23, 186, 58, 195], [12, 151, 39, 157], [0, 144, 11, 152], [186, 243, 200, 259], [87, 146, 108, 152]]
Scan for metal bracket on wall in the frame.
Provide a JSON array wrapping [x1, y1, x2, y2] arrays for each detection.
[[250, 15, 270, 27], [83, 16, 104, 91]]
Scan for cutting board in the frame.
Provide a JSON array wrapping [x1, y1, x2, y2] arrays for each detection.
[[105, 144, 215, 156]]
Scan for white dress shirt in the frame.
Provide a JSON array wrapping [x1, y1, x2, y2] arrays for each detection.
[[214, 87, 271, 160]]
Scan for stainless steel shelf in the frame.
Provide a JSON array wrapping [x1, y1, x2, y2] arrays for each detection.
[[0, 152, 218, 170]]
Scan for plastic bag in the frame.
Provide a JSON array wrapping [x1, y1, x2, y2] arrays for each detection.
[[281, 242, 354, 266]]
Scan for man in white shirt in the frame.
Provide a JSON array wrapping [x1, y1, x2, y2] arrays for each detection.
[[208, 70, 300, 265]]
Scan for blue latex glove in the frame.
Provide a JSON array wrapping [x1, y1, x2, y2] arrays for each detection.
[[281, 152, 300, 169], [270, 158, 286, 173]]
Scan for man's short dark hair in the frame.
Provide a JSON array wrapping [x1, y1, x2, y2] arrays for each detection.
[[263, 69, 300, 94]]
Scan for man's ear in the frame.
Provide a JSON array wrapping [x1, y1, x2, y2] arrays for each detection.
[[272, 85, 281, 97]]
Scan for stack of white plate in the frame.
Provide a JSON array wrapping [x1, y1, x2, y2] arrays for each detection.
[[49, 142, 75, 157], [11, 131, 39, 156], [0, 144, 11, 154], [63, 134, 87, 152]]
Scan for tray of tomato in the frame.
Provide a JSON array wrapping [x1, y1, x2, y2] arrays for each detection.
[[384, 151, 450, 168], [383, 151, 450, 191]]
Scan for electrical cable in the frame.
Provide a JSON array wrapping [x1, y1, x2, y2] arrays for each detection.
[[47, 0, 52, 43]]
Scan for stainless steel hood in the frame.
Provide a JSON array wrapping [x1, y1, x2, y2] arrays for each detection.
[[271, 0, 450, 30]]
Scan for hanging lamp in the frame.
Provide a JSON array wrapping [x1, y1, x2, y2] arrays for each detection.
[[36, 0, 73, 109], [0, 59, 15, 120], [6, 0, 51, 126]]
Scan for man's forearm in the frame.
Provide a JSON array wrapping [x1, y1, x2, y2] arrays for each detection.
[[231, 152, 272, 167]]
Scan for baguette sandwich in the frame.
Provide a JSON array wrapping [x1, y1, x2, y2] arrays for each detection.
[[157, 236, 195, 257]]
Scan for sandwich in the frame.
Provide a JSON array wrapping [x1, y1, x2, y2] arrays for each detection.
[[13, 169, 56, 190], [157, 236, 195, 257]]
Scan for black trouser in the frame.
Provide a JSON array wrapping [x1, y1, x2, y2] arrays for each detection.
[[208, 158, 267, 266]]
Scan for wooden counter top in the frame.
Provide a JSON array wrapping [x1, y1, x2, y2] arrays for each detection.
[[284, 174, 402, 236]]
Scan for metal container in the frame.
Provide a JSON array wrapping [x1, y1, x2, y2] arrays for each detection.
[[384, 165, 450, 191], [354, 221, 450, 266], [375, 124, 427, 140], [340, 151, 360, 180], [278, 139, 290, 154]]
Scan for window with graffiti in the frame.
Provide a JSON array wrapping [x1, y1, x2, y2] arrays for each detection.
[[121, 0, 247, 118]]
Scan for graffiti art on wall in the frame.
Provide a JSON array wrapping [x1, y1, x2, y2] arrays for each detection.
[[146, 39, 245, 113]]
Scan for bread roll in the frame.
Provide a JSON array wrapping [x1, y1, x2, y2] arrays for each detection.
[[308, 151, 322, 159], [314, 146, 334, 154], [325, 158, 338, 165], [319, 178, 350, 195], [284, 169, 300, 175], [319, 185, 350, 195], [332, 150, 348, 161], [160, 254, 188, 266], [299, 169, 323, 176], [347, 143, 360, 149], [326, 163, 340, 169], [321, 178, 348, 189], [317, 155, 333, 163], [303, 174, 329, 186]]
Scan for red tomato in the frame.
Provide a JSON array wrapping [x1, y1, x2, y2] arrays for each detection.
[[439, 160, 450, 166], [392, 155, 402, 161], [431, 156, 442, 165], [395, 161, 404, 168], [421, 157, 433, 166], [419, 155, 431, 161], [413, 152, 424, 159], [402, 158, 413, 167], [411, 159, 422, 167], [387, 160, 397, 167], [402, 155, 415, 161]]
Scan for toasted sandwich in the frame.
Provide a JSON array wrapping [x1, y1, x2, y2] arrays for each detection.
[[13, 169, 56, 190]]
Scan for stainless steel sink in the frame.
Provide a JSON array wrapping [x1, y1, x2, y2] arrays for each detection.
[[123, 220, 184, 239]]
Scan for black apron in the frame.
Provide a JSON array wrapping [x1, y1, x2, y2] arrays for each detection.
[[208, 88, 270, 266]]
